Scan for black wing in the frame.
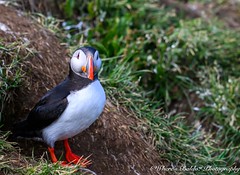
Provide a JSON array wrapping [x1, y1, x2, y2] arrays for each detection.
[[25, 79, 71, 131], [12, 79, 70, 138], [26, 94, 68, 130], [13, 68, 93, 137]]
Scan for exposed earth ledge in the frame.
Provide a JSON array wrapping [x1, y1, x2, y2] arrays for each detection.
[[0, 4, 163, 175]]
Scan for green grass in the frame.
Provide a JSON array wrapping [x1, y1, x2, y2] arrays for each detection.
[[0, 0, 240, 174], [0, 129, 87, 175], [0, 39, 35, 122], [61, 0, 240, 172], [0, 19, 94, 175]]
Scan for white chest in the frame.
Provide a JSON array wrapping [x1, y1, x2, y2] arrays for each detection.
[[42, 80, 106, 147]]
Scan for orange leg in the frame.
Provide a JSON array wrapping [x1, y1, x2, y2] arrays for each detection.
[[64, 139, 92, 167], [48, 147, 58, 163], [48, 147, 67, 165]]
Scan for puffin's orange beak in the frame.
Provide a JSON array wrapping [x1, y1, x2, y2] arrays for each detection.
[[88, 56, 94, 80]]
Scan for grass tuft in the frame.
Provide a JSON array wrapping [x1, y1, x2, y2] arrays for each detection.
[[0, 39, 34, 122], [64, 0, 240, 169]]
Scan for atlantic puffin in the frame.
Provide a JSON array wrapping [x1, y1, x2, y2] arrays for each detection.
[[13, 46, 106, 167]]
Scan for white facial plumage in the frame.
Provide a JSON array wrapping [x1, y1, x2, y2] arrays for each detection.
[[70, 49, 102, 77], [93, 50, 102, 73], [70, 50, 87, 75]]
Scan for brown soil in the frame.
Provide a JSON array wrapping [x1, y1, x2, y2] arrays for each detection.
[[17, 101, 165, 175], [0, 4, 163, 175]]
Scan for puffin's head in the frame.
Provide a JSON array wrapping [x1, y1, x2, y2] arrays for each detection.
[[70, 46, 102, 80]]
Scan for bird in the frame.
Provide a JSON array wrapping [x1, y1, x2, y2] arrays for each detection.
[[12, 46, 106, 167]]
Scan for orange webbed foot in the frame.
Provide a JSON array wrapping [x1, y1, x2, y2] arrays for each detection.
[[64, 139, 92, 167], [48, 147, 70, 166], [65, 151, 92, 167]]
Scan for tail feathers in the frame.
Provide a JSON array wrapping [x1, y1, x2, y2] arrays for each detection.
[[12, 120, 41, 139]]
